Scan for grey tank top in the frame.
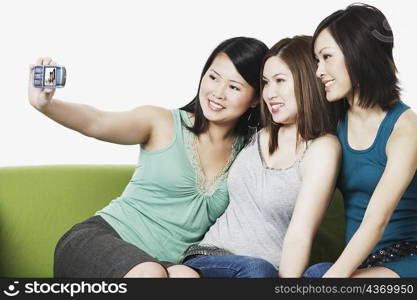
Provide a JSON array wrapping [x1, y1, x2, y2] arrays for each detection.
[[199, 130, 308, 268]]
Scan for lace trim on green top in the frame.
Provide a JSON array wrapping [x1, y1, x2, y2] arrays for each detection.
[[181, 111, 243, 196]]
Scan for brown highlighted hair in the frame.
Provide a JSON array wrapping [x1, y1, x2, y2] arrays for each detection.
[[260, 35, 344, 154], [312, 3, 401, 110]]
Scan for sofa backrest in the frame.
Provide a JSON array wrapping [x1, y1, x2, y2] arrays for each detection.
[[0, 165, 345, 277], [0, 165, 135, 277]]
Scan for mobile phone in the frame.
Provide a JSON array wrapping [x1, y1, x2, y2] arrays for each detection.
[[33, 65, 66, 88]]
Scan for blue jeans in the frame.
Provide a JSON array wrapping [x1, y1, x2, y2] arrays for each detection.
[[303, 262, 333, 278], [184, 255, 278, 278]]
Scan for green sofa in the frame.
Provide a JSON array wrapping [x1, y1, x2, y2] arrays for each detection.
[[0, 165, 345, 277]]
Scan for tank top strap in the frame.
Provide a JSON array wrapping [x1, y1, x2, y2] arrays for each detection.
[[294, 139, 313, 165], [375, 101, 410, 159], [337, 112, 349, 150], [173, 108, 187, 134], [377, 101, 410, 144]]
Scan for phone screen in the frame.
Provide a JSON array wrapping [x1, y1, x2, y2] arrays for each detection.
[[44, 67, 56, 86]]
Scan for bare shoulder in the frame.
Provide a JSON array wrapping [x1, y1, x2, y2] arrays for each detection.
[[385, 107, 417, 174], [387, 108, 417, 156], [300, 134, 341, 178], [303, 134, 341, 164], [136, 106, 178, 149], [307, 134, 341, 156], [394, 108, 417, 134], [390, 109, 417, 145], [134, 105, 173, 128], [132, 105, 171, 120]]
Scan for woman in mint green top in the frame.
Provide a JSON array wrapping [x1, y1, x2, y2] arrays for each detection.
[[96, 108, 243, 264], [305, 4, 417, 278], [28, 37, 268, 278]]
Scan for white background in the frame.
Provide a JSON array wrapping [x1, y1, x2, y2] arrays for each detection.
[[1, 0, 415, 167]]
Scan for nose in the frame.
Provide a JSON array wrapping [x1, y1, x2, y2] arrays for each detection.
[[213, 82, 227, 100], [264, 84, 278, 101], [316, 61, 325, 79]]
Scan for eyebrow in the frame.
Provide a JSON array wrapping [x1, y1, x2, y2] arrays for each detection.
[[317, 46, 331, 55], [210, 69, 244, 86], [262, 73, 287, 79]]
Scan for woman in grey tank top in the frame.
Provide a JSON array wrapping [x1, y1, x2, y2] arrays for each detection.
[[183, 36, 344, 278]]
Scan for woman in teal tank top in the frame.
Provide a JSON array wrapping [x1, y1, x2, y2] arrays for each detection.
[[28, 37, 268, 277], [305, 4, 417, 278]]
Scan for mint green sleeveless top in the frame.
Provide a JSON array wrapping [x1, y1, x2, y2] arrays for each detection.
[[96, 109, 242, 263]]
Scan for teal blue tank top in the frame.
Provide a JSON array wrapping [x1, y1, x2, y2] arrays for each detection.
[[96, 109, 243, 263], [338, 101, 417, 251]]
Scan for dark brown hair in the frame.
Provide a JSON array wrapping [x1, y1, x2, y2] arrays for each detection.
[[260, 35, 343, 154], [312, 3, 401, 110]]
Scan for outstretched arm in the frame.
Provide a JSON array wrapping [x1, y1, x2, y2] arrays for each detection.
[[29, 57, 171, 145]]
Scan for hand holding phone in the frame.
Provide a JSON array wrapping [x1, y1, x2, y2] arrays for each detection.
[[28, 57, 63, 110]]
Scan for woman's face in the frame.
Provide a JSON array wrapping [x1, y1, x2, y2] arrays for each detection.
[[198, 52, 256, 127], [262, 56, 298, 125], [314, 28, 352, 102]]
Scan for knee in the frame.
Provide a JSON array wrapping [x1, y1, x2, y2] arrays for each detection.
[[167, 264, 200, 278], [123, 262, 168, 278], [235, 257, 278, 278]]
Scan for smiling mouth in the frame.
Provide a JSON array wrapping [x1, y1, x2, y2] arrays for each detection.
[[208, 99, 225, 111], [324, 80, 335, 87], [271, 103, 284, 113]]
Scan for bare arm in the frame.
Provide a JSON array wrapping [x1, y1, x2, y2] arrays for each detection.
[[29, 57, 170, 145], [279, 134, 341, 277], [323, 110, 417, 277], [36, 100, 167, 145]]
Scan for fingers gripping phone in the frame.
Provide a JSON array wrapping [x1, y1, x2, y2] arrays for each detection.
[[33, 66, 66, 88]]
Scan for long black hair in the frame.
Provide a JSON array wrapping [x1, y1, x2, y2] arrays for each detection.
[[180, 37, 268, 146]]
